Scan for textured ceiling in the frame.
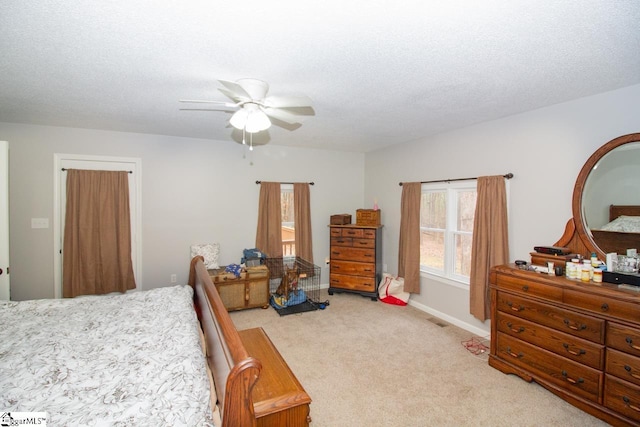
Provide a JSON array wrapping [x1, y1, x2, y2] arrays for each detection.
[[1, 1, 639, 152]]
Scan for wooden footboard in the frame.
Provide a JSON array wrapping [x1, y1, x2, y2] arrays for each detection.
[[189, 256, 262, 427]]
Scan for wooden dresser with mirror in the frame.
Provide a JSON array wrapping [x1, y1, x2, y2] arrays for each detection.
[[490, 133, 640, 427]]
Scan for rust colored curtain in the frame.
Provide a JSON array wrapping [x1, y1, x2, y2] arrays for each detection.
[[469, 175, 509, 321], [255, 182, 283, 258], [398, 182, 421, 294], [63, 169, 136, 298], [294, 183, 313, 263]]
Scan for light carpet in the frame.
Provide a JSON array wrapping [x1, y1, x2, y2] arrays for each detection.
[[230, 290, 609, 426]]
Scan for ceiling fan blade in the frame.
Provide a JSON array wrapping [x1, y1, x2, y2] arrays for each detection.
[[218, 87, 251, 103], [179, 99, 238, 108], [264, 95, 313, 109], [179, 107, 236, 112], [262, 107, 302, 124], [218, 80, 252, 99]]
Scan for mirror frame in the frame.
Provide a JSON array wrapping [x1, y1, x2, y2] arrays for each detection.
[[572, 132, 640, 259]]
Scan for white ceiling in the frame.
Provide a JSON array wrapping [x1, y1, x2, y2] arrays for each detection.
[[1, 1, 639, 153]]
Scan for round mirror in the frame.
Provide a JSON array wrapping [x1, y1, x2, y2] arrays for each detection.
[[572, 133, 640, 258]]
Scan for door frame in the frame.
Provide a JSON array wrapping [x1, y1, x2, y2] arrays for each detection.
[[0, 141, 9, 300], [53, 154, 142, 298]]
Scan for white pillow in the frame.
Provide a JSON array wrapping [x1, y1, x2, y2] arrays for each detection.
[[191, 243, 220, 269]]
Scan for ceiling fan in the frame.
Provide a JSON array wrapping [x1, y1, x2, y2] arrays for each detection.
[[179, 78, 315, 134]]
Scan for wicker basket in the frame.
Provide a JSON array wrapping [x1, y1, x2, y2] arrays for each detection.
[[356, 209, 381, 226]]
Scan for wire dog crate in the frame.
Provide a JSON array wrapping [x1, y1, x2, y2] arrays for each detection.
[[265, 257, 321, 316]]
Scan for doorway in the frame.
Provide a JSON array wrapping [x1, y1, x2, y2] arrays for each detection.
[[53, 154, 142, 298]]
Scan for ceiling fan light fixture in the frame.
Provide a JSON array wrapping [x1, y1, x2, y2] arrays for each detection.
[[230, 103, 271, 133], [229, 109, 249, 130], [245, 110, 271, 133]]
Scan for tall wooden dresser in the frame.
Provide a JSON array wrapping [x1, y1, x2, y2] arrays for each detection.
[[328, 224, 382, 300], [490, 264, 640, 426]]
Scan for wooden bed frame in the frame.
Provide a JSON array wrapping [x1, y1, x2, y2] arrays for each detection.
[[590, 204, 640, 255], [188, 256, 262, 427], [188, 256, 312, 427]]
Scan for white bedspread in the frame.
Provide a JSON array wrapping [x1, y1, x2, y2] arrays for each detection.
[[0, 285, 213, 427], [598, 215, 640, 233]]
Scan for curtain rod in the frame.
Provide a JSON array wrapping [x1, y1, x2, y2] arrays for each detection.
[[62, 168, 133, 174], [399, 173, 513, 186], [256, 180, 314, 185]]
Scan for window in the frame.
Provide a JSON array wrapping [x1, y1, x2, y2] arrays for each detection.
[[420, 181, 477, 284], [281, 184, 295, 257]]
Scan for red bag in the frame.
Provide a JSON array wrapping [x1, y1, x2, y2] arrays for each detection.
[[378, 273, 410, 306]]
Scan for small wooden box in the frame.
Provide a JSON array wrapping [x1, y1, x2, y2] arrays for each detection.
[[330, 214, 352, 225], [530, 251, 578, 268], [356, 209, 381, 226]]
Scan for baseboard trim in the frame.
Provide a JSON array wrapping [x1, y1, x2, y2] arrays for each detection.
[[408, 299, 490, 338]]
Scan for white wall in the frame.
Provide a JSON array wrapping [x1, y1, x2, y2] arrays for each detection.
[[3, 83, 639, 335], [365, 83, 640, 336], [1, 123, 365, 300]]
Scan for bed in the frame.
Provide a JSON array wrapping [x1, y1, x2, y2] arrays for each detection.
[[0, 256, 262, 427], [590, 204, 640, 255]]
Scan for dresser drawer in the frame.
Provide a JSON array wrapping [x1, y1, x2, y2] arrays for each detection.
[[607, 323, 640, 358], [330, 227, 342, 237], [565, 289, 640, 325], [330, 260, 376, 277], [604, 374, 640, 423], [493, 273, 562, 302], [341, 228, 364, 238], [329, 273, 376, 292], [330, 246, 375, 262], [330, 237, 375, 249], [330, 236, 352, 247], [362, 229, 376, 239], [606, 348, 640, 387], [496, 332, 602, 403], [496, 291, 605, 344], [497, 312, 604, 369], [352, 238, 375, 248]]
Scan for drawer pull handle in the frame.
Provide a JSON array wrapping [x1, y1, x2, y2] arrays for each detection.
[[505, 346, 523, 359], [364, 269, 372, 272], [561, 371, 584, 385], [601, 303, 609, 311], [623, 396, 640, 412], [626, 337, 640, 351], [507, 302, 524, 312], [563, 319, 587, 331], [522, 285, 529, 291], [506, 322, 524, 333], [624, 365, 640, 379], [562, 343, 586, 356]]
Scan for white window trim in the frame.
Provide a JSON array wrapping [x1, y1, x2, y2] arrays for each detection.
[[420, 180, 477, 287], [281, 184, 295, 259]]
